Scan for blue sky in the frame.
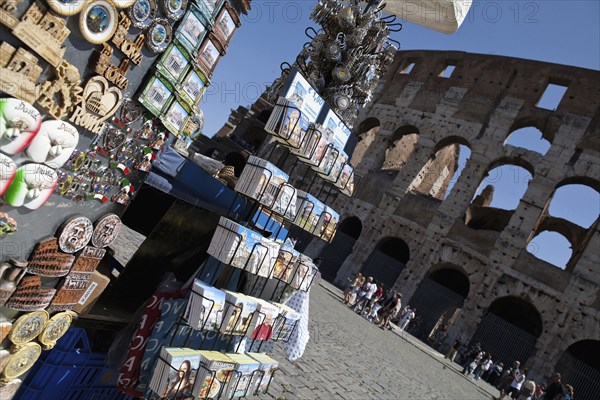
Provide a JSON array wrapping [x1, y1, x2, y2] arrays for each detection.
[[199, 0, 600, 269]]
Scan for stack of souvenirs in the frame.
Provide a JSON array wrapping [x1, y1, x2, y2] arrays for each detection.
[[264, 69, 356, 197], [150, 348, 278, 399]]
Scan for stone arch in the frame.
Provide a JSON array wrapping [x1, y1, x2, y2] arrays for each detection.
[[509, 116, 557, 144], [555, 340, 600, 400], [504, 126, 551, 155], [350, 118, 381, 167], [526, 230, 573, 269], [465, 157, 534, 231], [408, 137, 471, 200], [318, 216, 363, 283], [407, 263, 471, 342], [382, 125, 420, 171], [360, 236, 409, 289], [469, 296, 543, 366], [548, 179, 600, 228]]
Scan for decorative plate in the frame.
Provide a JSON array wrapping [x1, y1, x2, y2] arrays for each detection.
[[7, 311, 49, 345], [1, 342, 42, 381], [46, 0, 87, 16], [161, 0, 187, 21], [128, 0, 157, 29], [91, 213, 121, 248], [79, 0, 119, 44], [111, 0, 136, 8], [57, 216, 94, 253], [146, 18, 172, 53], [38, 312, 73, 350]]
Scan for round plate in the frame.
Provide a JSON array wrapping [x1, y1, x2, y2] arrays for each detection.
[[161, 0, 187, 21], [38, 312, 73, 350], [146, 18, 172, 53], [57, 215, 93, 253], [7, 311, 49, 345], [91, 213, 121, 248], [46, 0, 87, 16], [112, 0, 136, 8], [79, 0, 119, 44], [2, 342, 42, 381], [128, 0, 157, 29]]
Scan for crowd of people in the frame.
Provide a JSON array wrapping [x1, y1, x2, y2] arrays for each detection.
[[456, 342, 575, 400], [341, 273, 576, 400], [342, 273, 416, 331]]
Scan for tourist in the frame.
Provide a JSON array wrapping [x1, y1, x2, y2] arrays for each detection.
[[506, 366, 526, 399], [350, 276, 372, 307], [367, 288, 389, 323], [518, 377, 536, 400], [461, 342, 482, 374], [564, 384, 574, 400], [352, 277, 376, 312], [532, 383, 545, 400], [494, 360, 520, 399], [542, 372, 565, 400], [445, 339, 461, 362], [486, 361, 504, 387], [399, 307, 415, 331], [473, 352, 492, 380], [343, 273, 363, 304], [378, 293, 402, 330], [364, 280, 384, 316]]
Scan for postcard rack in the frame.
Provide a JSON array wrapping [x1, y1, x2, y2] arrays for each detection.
[[146, 352, 273, 400], [264, 98, 307, 151]]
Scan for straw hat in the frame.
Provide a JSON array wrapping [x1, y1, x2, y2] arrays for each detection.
[[215, 165, 238, 188]]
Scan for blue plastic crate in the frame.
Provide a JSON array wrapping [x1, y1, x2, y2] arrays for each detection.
[[15, 328, 134, 400]]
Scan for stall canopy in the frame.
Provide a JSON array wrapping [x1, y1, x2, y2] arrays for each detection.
[[384, 0, 473, 34]]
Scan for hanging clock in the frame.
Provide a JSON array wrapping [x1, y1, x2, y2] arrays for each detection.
[[47, 0, 87, 16], [146, 18, 172, 53], [79, 0, 119, 44], [161, 0, 187, 21], [128, 0, 157, 29]]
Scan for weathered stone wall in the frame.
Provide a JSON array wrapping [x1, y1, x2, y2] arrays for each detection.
[[310, 50, 600, 380]]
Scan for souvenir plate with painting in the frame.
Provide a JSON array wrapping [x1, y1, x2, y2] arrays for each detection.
[[146, 18, 172, 53], [128, 0, 157, 29], [79, 0, 118, 44]]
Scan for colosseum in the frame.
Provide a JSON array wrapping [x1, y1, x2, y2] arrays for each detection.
[[208, 50, 599, 399]]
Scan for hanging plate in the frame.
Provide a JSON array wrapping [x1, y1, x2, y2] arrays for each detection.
[[46, 0, 87, 16], [1, 342, 42, 381], [111, 0, 136, 8], [38, 312, 74, 350], [79, 0, 119, 44], [161, 0, 187, 21], [128, 0, 157, 29], [7, 311, 49, 345], [146, 18, 172, 53]]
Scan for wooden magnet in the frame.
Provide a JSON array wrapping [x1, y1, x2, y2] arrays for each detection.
[[8, 2, 70, 68], [26, 238, 76, 277], [0, 0, 22, 30], [36, 61, 84, 119], [0, 42, 43, 103], [93, 43, 130, 90], [111, 12, 144, 65], [4, 276, 56, 311], [69, 75, 122, 134]]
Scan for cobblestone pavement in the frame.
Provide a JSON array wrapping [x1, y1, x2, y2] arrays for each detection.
[[248, 282, 498, 400]]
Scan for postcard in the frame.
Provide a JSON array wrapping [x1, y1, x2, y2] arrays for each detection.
[[176, 5, 208, 54], [139, 75, 173, 116], [156, 42, 191, 84], [160, 100, 189, 136]]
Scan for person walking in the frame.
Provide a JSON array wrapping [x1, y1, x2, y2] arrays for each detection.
[[399, 307, 415, 331], [473, 352, 492, 380], [343, 273, 363, 304], [445, 339, 461, 362], [378, 293, 401, 330], [461, 343, 482, 374], [518, 377, 536, 400], [352, 277, 376, 312]]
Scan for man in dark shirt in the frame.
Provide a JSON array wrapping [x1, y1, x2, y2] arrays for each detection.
[[543, 372, 565, 400]]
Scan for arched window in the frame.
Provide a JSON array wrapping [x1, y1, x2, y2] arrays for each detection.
[[382, 125, 420, 171], [527, 230, 572, 269], [360, 237, 409, 289], [471, 161, 534, 210], [350, 118, 381, 167], [504, 126, 551, 155], [408, 137, 471, 200], [548, 183, 600, 228], [556, 340, 600, 400], [318, 217, 363, 282]]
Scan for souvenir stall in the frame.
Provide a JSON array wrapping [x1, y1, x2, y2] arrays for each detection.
[[0, 0, 248, 398]]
